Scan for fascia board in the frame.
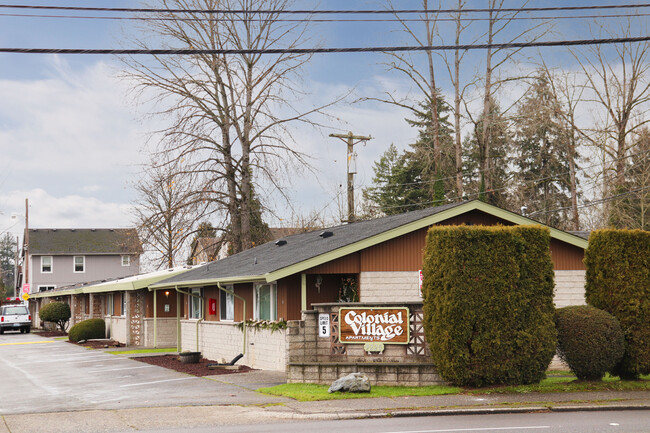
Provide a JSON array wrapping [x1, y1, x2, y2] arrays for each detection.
[[265, 201, 588, 282], [83, 281, 135, 294], [31, 288, 82, 298], [148, 275, 267, 291]]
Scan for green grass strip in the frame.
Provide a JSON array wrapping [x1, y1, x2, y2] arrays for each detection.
[[258, 373, 650, 401], [106, 348, 177, 355]]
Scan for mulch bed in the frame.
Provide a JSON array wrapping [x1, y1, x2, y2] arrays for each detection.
[[66, 339, 125, 349], [32, 330, 68, 337], [134, 355, 254, 377]]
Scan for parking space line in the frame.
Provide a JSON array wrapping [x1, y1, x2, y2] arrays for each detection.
[[120, 377, 199, 388], [0, 340, 56, 346], [88, 365, 156, 373]]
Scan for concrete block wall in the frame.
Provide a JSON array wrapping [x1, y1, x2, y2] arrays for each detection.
[[180, 321, 286, 371], [143, 318, 178, 347], [106, 316, 127, 344], [360, 272, 421, 303], [554, 270, 586, 308]]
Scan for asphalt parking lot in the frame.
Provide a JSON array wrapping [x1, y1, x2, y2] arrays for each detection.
[[0, 332, 288, 415]]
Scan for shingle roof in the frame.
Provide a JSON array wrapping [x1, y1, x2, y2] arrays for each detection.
[[28, 228, 143, 255], [154, 201, 465, 286]]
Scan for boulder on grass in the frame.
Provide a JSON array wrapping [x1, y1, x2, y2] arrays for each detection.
[[328, 372, 371, 393]]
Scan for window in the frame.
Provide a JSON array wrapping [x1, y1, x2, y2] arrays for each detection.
[[74, 256, 85, 273], [121, 255, 130, 266], [254, 283, 277, 321], [106, 294, 114, 315], [220, 286, 234, 321], [121, 292, 126, 316], [189, 288, 202, 319], [41, 256, 52, 273], [38, 286, 55, 292]]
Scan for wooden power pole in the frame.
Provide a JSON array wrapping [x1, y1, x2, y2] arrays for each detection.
[[329, 132, 372, 223]]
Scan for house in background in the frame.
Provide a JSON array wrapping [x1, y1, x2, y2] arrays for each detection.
[[25, 228, 142, 294]]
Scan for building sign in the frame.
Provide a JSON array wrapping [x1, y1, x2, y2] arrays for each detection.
[[318, 313, 330, 338], [339, 307, 409, 344]]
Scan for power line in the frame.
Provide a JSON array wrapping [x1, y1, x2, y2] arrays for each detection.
[[1, 3, 649, 14], [2, 36, 649, 55], [2, 11, 649, 23]]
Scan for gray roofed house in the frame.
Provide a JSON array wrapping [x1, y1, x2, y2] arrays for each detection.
[[29, 228, 143, 255]]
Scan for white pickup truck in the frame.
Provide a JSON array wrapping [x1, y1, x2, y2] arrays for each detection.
[[0, 304, 31, 334]]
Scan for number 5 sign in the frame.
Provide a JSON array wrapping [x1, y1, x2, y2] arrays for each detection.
[[318, 313, 330, 338]]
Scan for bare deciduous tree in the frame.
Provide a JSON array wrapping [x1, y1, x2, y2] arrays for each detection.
[[125, 0, 334, 254]]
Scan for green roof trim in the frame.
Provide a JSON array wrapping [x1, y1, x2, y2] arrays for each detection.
[[265, 200, 588, 282], [149, 275, 266, 290], [30, 287, 83, 298]]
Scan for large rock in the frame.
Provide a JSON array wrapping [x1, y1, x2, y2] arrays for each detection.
[[328, 372, 371, 393]]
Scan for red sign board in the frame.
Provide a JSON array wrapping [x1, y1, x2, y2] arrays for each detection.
[[208, 298, 216, 315], [22, 283, 30, 294]]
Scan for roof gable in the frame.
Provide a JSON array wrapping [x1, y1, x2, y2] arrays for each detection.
[[29, 228, 143, 255], [151, 200, 588, 289]]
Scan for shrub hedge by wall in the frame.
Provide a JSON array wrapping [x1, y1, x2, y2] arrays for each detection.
[[422, 225, 557, 387], [555, 305, 625, 380], [585, 229, 650, 379], [68, 318, 106, 342]]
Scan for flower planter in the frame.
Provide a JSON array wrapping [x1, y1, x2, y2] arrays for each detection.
[[178, 351, 201, 364]]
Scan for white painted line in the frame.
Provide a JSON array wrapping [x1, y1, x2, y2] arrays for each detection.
[[384, 427, 550, 433], [87, 365, 156, 373], [119, 377, 199, 388]]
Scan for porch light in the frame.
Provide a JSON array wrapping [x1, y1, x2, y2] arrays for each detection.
[[164, 290, 170, 297]]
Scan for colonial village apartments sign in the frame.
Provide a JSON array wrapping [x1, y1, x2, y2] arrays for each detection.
[[339, 307, 409, 344]]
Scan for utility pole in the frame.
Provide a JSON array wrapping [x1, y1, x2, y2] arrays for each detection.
[[329, 132, 372, 223], [24, 198, 28, 292]]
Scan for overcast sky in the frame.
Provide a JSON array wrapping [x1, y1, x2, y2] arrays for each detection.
[[0, 0, 644, 241]]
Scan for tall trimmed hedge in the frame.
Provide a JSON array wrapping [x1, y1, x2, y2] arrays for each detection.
[[422, 225, 557, 387], [39, 301, 71, 332], [585, 229, 650, 379], [69, 318, 105, 342]]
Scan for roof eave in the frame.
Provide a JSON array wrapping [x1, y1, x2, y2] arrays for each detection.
[[148, 275, 267, 290]]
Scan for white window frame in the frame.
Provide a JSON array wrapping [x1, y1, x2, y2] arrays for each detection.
[[121, 255, 130, 267], [41, 256, 53, 273], [220, 285, 235, 322], [253, 282, 277, 321], [121, 292, 126, 317], [106, 294, 114, 316], [189, 288, 203, 320], [38, 285, 55, 292], [73, 256, 85, 273]]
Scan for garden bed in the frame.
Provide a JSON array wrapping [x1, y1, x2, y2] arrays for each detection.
[[134, 354, 254, 377]]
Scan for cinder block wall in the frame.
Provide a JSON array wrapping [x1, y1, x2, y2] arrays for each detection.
[[180, 321, 286, 371], [106, 316, 127, 343], [359, 272, 421, 303], [143, 318, 178, 347], [554, 270, 586, 308]]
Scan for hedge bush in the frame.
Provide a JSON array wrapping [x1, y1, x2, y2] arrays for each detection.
[[555, 306, 625, 380], [585, 229, 650, 379], [422, 225, 557, 387], [39, 302, 71, 332], [68, 318, 106, 342]]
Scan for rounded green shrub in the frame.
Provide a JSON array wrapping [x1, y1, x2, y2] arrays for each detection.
[[39, 302, 71, 332], [422, 225, 557, 387], [68, 318, 106, 342], [585, 229, 650, 379], [555, 306, 625, 380]]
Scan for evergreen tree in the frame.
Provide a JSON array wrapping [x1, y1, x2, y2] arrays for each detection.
[[512, 74, 574, 228], [0, 234, 16, 298], [463, 98, 512, 208]]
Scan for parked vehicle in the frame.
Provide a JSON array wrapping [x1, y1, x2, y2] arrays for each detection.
[[0, 304, 31, 334]]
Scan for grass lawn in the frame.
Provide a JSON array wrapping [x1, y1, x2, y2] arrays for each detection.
[[106, 347, 177, 355], [258, 372, 650, 402]]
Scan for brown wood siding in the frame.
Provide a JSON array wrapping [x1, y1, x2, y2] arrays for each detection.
[[113, 293, 121, 316], [145, 290, 178, 318], [306, 252, 360, 274], [203, 286, 219, 321], [550, 238, 586, 270], [438, 209, 516, 227], [234, 283, 253, 321], [361, 228, 428, 271], [306, 274, 340, 311]]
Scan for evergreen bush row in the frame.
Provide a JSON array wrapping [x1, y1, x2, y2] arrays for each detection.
[[68, 318, 106, 342]]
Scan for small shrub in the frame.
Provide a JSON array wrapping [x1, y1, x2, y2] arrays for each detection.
[[585, 229, 650, 379], [39, 302, 71, 332], [555, 306, 625, 381], [68, 318, 106, 342]]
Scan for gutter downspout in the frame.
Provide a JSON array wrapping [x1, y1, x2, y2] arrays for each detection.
[[216, 283, 247, 356], [153, 289, 157, 348], [196, 318, 203, 352]]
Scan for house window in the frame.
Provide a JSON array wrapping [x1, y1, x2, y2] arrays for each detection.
[[121, 255, 130, 266], [74, 256, 85, 273], [220, 286, 234, 321], [189, 288, 202, 319], [106, 294, 114, 315], [41, 256, 52, 273], [254, 283, 277, 321], [121, 292, 126, 316], [38, 285, 55, 292]]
